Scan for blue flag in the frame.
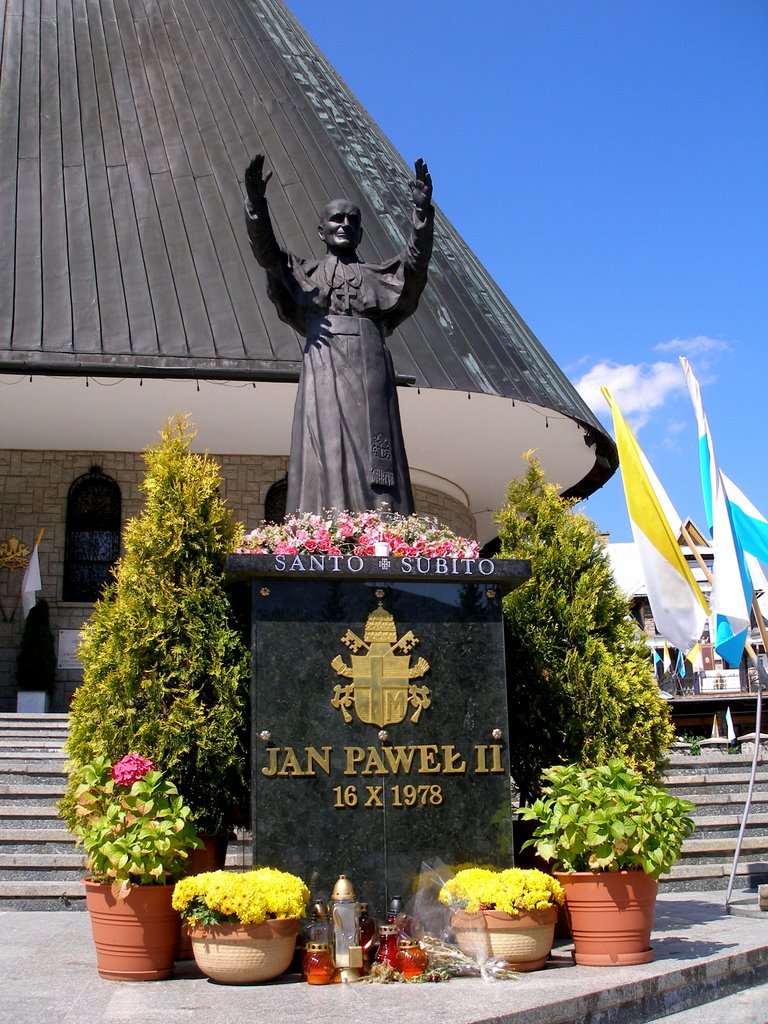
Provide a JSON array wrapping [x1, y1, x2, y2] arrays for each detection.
[[676, 648, 685, 677], [724, 475, 768, 568], [681, 358, 752, 667]]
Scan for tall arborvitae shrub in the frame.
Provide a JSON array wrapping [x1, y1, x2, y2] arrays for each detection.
[[496, 455, 673, 804], [63, 415, 250, 833], [16, 598, 56, 693]]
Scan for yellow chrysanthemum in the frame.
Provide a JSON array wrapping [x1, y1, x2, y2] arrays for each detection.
[[172, 868, 309, 926], [438, 867, 563, 916]]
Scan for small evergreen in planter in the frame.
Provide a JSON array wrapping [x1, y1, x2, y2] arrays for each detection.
[[16, 598, 56, 694], [62, 415, 250, 836], [496, 456, 674, 804], [518, 759, 695, 877]]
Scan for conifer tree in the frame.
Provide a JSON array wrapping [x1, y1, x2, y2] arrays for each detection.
[[64, 415, 250, 833], [16, 598, 56, 693], [496, 455, 673, 804]]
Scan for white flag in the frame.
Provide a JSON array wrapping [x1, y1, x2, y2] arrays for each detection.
[[725, 707, 736, 743], [21, 538, 41, 618]]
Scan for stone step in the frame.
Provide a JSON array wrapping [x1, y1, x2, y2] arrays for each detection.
[[687, 812, 768, 838], [0, 852, 85, 880], [0, 728, 68, 741], [0, 784, 65, 805], [0, 767, 67, 786], [678, 835, 768, 858], [660, 860, 768, 892], [0, 806, 64, 829], [667, 771, 768, 788], [664, 764, 767, 782], [0, 828, 77, 854], [0, 743, 66, 757], [0, 713, 69, 731], [0, 878, 86, 911], [0, 752, 67, 764], [679, 790, 768, 815]]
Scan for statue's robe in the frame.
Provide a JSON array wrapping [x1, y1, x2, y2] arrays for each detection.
[[245, 199, 433, 516]]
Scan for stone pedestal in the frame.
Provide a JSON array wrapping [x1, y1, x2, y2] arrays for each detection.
[[228, 553, 529, 916]]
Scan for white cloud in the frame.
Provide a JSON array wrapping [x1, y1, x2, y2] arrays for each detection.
[[574, 336, 731, 433], [574, 360, 683, 430], [653, 335, 730, 355]]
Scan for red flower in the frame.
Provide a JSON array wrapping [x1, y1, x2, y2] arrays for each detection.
[[111, 753, 155, 786]]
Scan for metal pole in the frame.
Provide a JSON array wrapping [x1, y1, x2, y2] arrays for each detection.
[[724, 643, 765, 910]]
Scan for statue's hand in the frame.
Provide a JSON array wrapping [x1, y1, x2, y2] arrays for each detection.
[[409, 158, 432, 216], [245, 154, 272, 206]]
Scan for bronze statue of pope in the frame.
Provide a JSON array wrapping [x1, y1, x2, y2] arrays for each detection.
[[244, 154, 434, 517]]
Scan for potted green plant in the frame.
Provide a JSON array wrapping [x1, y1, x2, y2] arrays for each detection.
[[518, 758, 695, 965], [16, 597, 56, 712], [172, 867, 310, 984], [70, 752, 201, 981], [438, 866, 564, 972], [63, 416, 250, 844]]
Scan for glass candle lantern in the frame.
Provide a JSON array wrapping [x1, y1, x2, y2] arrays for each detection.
[[303, 942, 335, 985], [396, 939, 429, 980], [375, 923, 399, 969]]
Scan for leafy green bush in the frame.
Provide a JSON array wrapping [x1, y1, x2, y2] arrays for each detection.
[[70, 753, 201, 898], [63, 415, 250, 834], [519, 759, 695, 878], [496, 456, 674, 803]]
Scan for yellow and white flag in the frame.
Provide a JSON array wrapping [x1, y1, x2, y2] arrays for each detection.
[[686, 643, 703, 672], [602, 388, 709, 653]]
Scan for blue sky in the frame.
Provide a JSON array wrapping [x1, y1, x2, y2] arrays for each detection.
[[285, 0, 767, 542]]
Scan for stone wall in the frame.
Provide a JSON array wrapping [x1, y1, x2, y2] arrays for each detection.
[[0, 449, 476, 711]]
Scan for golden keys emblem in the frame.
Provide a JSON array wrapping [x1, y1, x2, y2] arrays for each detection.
[[331, 603, 431, 728]]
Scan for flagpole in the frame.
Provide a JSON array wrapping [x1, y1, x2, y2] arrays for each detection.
[[678, 523, 765, 908]]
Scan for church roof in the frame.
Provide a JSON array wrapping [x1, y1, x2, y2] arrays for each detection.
[[0, 0, 616, 499]]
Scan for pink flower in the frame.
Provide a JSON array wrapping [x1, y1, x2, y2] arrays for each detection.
[[274, 541, 299, 555], [111, 753, 155, 786]]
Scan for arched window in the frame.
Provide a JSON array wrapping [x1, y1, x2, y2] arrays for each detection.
[[264, 477, 288, 523], [62, 466, 121, 602]]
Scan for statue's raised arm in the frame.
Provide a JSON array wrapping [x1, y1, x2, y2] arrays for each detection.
[[245, 153, 272, 208], [409, 158, 433, 220]]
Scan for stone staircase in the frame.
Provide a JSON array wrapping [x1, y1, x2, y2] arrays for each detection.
[[0, 713, 252, 910], [660, 744, 768, 892], [3, 714, 766, 906], [0, 712, 82, 910]]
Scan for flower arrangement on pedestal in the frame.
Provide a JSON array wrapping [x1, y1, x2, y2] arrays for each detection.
[[172, 868, 310, 984], [237, 509, 479, 559]]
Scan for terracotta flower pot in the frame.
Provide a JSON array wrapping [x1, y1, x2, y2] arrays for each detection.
[[84, 880, 181, 981], [555, 871, 658, 966], [451, 906, 558, 971], [188, 918, 300, 984]]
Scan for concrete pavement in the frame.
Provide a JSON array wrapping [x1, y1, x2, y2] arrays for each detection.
[[1, 889, 767, 1024]]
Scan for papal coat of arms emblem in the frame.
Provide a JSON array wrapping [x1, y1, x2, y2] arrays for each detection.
[[330, 603, 431, 728]]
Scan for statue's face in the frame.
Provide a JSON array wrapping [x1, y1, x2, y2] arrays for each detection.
[[318, 200, 362, 255]]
